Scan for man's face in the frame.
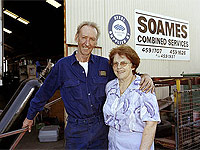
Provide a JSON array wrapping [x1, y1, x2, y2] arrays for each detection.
[[75, 25, 97, 56]]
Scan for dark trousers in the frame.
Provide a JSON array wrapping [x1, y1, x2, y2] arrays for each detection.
[[65, 115, 108, 150]]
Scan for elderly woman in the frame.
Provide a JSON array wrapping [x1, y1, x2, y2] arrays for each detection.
[[103, 45, 160, 150]]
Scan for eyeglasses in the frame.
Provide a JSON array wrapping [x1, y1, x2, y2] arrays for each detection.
[[112, 61, 131, 68]]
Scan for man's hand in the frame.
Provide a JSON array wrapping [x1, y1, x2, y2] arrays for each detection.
[[22, 118, 33, 132], [140, 74, 155, 93]]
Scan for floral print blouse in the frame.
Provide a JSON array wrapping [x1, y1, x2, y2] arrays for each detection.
[[103, 75, 160, 133]]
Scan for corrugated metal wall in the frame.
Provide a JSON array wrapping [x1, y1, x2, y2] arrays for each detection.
[[65, 0, 105, 46], [65, 0, 200, 77]]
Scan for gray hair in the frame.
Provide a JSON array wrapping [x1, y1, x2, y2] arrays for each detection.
[[76, 21, 100, 40]]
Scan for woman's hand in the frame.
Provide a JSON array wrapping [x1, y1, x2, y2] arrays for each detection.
[[140, 74, 155, 93]]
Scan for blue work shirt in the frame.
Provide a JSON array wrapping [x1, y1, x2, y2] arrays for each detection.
[[27, 51, 115, 120]]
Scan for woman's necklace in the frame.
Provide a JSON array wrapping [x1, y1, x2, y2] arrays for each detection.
[[120, 75, 135, 95]]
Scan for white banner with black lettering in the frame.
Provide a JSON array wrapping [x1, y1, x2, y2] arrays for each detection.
[[135, 9, 190, 60]]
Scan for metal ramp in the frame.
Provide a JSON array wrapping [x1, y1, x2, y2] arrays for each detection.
[[0, 79, 41, 149]]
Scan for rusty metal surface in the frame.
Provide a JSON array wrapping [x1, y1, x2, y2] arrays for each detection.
[[0, 127, 28, 139], [155, 138, 175, 149], [153, 77, 200, 150], [153, 77, 200, 86], [9, 130, 27, 150], [158, 96, 173, 110], [0, 127, 28, 150], [176, 89, 200, 150]]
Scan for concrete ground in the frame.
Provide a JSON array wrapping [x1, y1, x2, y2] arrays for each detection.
[[15, 131, 166, 150], [15, 127, 65, 150], [14, 127, 167, 150]]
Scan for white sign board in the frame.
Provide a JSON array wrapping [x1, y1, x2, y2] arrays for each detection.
[[135, 9, 190, 60]]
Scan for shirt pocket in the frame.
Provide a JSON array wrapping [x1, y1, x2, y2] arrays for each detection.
[[92, 77, 108, 99], [63, 79, 82, 100]]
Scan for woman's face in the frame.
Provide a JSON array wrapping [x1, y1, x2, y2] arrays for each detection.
[[112, 54, 135, 81]]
